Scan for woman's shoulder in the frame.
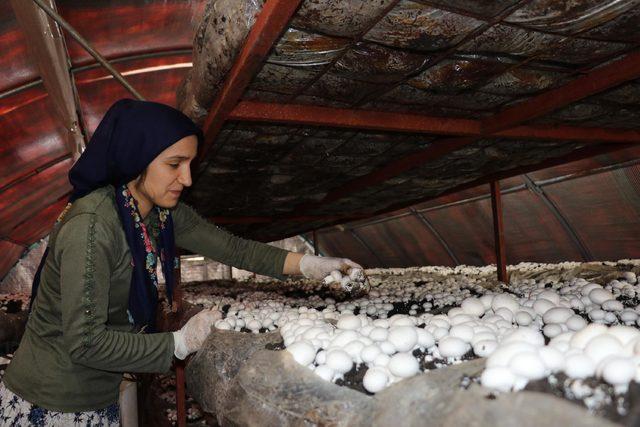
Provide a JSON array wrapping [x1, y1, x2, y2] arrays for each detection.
[[67, 186, 118, 221]]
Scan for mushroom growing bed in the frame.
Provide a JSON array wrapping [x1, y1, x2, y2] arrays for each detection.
[[181, 260, 640, 426]]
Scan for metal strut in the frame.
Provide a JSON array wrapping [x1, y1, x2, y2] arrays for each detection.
[[31, 0, 145, 100]]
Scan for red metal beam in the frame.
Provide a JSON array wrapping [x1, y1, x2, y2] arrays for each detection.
[[199, 0, 303, 160], [312, 230, 318, 256], [229, 101, 480, 137], [482, 50, 640, 134], [490, 181, 508, 283], [229, 101, 640, 143]]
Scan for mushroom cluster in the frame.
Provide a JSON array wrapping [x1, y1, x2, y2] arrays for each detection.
[[180, 261, 640, 395]]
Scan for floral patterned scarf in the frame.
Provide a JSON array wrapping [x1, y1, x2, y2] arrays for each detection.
[[115, 185, 176, 332]]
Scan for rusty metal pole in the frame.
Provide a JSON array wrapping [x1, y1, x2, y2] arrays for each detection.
[[312, 230, 318, 255], [171, 250, 187, 427], [11, 0, 86, 160], [490, 181, 508, 283], [30, 0, 145, 100]]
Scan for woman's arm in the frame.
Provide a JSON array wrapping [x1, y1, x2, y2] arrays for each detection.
[[283, 252, 303, 275], [173, 203, 291, 278], [172, 203, 367, 290], [57, 213, 175, 372]]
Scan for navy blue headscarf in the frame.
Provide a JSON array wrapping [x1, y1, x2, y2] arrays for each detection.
[[31, 99, 202, 331]]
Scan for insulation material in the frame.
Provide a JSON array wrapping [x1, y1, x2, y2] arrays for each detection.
[[178, 0, 265, 123], [291, 0, 398, 38], [408, 56, 511, 93], [363, 1, 485, 51], [581, 5, 640, 41], [421, 0, 522, 19], [503, 0, 640, 35], [478, 66, 571, 96]]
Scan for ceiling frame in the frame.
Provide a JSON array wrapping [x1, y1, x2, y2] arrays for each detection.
[[199, 0, 303, 161], [229, 100, 640, 144], [190, 1, 640, 236]]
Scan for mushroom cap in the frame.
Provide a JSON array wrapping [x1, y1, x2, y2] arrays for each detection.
[[388, 353, 420, 378], [363, 367, 389, 393]]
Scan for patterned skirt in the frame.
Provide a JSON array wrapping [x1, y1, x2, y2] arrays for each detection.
[[0, 381, 119, 426]]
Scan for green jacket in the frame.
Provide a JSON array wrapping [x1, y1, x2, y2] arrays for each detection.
[[3, 186, 288, 412]]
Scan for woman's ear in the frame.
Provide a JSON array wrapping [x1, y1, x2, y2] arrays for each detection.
[[135, 169, 148, 189]]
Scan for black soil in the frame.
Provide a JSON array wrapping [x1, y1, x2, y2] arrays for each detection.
[[335, 363, 372, 396], [617, 295, 640, 309], [2, 299, 23, 314], [412, 348, 478, 371], [265, 340, 285, 351], [333, 349, 480, 396], [525, 374, 640, 426]]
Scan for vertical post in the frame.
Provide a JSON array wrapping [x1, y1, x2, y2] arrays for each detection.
[[176, 360, 186, 427], [173, 251, 187, 427], [312, 230, 319, 255], [490, 181, 508, 283]]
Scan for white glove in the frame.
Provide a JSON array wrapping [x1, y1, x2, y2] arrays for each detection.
[[299, 254, 369, 294], [172, 309, 221, 360]]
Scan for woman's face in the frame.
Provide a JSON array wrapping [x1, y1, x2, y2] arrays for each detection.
[[132, 135, 198, 210]]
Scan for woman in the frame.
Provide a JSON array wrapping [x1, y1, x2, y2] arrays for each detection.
[[0, 99, 365, 425]]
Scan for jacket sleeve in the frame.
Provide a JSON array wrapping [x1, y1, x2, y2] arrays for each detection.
[[57, 213, 175, 373], [172, 202, 288, 279]]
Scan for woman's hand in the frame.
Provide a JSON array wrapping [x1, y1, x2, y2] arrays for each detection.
[[299, 254, 361, 280], [299, 254, 369, 294], [172, 309, 222, 359]]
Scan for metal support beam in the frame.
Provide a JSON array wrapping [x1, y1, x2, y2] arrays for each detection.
[[483, 50, 640, 134], [410, 208, 460, 265], [169, 248, 187, 427], [229, 101, 640, 144], [312, 230, 319, 256], [30, 0, 145, 101], [229, 45, 640, 217], [11, 0, 86, 160], [522, 175, 593, 261], [490, 181, 508, 283], [298, 233, 322, 256], [200, 0, 303, 160]]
